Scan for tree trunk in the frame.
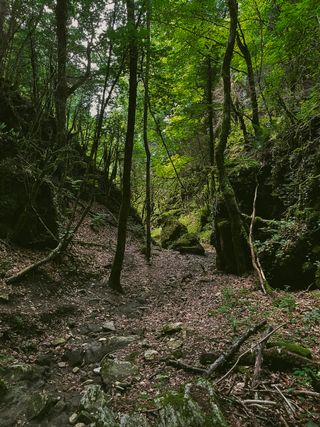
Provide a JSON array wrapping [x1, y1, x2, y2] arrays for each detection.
[[236, 28, 260, 138], [0, 0, 8, 70], [215, 0, 250, 275], [108, 0, 138, 293], [143, 0, 152, 262], [206, 55, 216, 201], [55, 0, 68, 148]]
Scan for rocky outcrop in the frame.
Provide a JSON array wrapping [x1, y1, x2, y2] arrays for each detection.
[[0, 159, 58, 248]]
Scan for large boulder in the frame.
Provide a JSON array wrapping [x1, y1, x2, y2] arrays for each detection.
[[171, 233, 205, 256], [161, 220, 188, 249]]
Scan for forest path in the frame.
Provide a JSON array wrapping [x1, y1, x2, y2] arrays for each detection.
[[0, 204, 319, 426]]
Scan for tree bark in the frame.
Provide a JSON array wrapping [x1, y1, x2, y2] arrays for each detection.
[[215, 0, 250, 275], [55, 0, 68, 148], [206, 55, 216, 201], [236, 27, 260, 138], [108, 0, 138, 293], [0, 0, 8, 69], [143, 0, 152, 262]]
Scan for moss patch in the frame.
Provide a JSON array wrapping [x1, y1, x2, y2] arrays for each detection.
[[268, 340, 312, 359]]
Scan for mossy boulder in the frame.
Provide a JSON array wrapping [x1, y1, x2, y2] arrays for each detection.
[[161, 220, 188, 249], [171, 233, 205, 256], [26, 391, 54, 421], [100, 359, 138, 388], [156, 380, 228, 427]]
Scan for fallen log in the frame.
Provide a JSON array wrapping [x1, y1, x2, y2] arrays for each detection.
[[200, 347, 319, 372]]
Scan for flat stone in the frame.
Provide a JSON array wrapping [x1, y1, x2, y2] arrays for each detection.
[[82, 336, 139, 365], [162, 322, 184, 335], [69, 413, 78, 425], [79, 323, 103, 335], [83, 342, 109, 364], [101, 359, 138, 387], [35, 353, 54, 366], [58, 362, 67, 368], [144, 350, 159, 361], [64, 348, 83, 367], [52, 337, 67, 346], [102, 321, 116, 332], [167, 338, 183, 350], [72, 367, 80, 374]]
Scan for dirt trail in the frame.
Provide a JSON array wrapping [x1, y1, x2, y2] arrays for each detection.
[[0, 207, 319, 426]]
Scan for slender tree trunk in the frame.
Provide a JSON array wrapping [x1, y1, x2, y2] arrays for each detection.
[[30, 34, 38, 108], [55, 0, 68, 148], [206, 56, 216, 200], [236, 28, 260, 138], [215, 0, 249, 275], [0, 0, 8, 70], [143, 0, 151, 262], [108, 0, 138, 293]]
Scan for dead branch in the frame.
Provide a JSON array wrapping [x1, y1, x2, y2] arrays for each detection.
[[273, 385, 296, 422], [166, 359, 206, 375], [249, 184, 267, 294], [214, 322, 287, 384], [4, 200, 92, 285], [252, 326, 273, 389], [205, 320, 267, 377]]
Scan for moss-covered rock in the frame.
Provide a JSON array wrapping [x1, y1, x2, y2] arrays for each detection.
[[256, 218, 318, 289], [100, 359, 138, 388], [79, 385, 117, 427], [26, 391, 54, 420], [119, 413, 150, 426], [161, 220, 188, 249], [156, 380, 228, 427], [171, 233, 205, 256]]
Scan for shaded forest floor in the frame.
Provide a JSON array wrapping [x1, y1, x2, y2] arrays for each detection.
[[0, 203, 319, 426]]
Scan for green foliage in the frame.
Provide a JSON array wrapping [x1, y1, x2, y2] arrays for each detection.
[[272, 294, 296, 312], [208, 287, 238, 316], [293, 367, 319, 387], [303, 308, 320, 325], [90, 213, 108, 229]]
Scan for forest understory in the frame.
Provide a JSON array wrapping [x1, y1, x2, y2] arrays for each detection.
[[1, 0, 320, 425], [1, 204, 319, 427]]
